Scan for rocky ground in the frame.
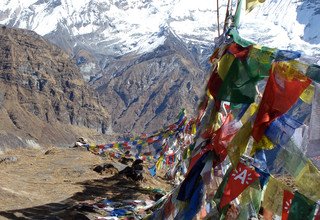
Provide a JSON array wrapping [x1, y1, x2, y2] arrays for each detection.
[[0, 147, 172, 219]]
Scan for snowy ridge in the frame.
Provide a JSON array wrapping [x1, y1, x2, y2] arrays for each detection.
[[0, 0, 320, 60], [0, 0, 223, 56], [239, 0, 320, 60]]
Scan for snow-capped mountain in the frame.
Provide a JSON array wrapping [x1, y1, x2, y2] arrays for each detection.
[[239, 0, 320, 63], [1, 0, 320, 134], [0, 0, 219, 77], [1, 0, 319, 70]]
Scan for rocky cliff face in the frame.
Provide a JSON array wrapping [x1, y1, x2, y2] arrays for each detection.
[[0, 26, 110, 150], [93, 30, 209, 133]]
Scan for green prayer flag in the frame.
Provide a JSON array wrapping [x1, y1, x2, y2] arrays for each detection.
[[217, 59, 257, 103], [217, 46, 272, 104], [229, 29, 253, 47], [234, 0, 244, 28], [295, 160, 320, 201], [288, 191, 317, 220], [238, 180, 262, 219]]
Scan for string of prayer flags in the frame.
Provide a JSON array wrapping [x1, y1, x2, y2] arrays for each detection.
[[89, 15, 320, 218]]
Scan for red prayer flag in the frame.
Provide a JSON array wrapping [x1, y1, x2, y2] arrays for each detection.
[[147, 137, 154, 144], [227, 43, 251, 60], [220, 162, 260, 209], [207, 68, 223, 99], [282, 190, 295, 220], [252, 63, 311, 141], [314, 204, 320, 220]]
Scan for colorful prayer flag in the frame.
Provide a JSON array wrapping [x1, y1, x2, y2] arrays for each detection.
[[220, 162, 260, 209], [281, 190, 294, 220], [246, 0, 266, 12]]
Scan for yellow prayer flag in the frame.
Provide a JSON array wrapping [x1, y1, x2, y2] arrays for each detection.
[[274, 61, 310, 81], [250, 45, 275, 65], [262, 176, 290, 216], [206, 89, 214, 100], [251, 135, 274, 155], [191, 123, 197, 135], [295, 160, 320, 201], [300, 84, 315, 104], [227, 121, 252, 166], [217, 53, 235, 80], [156, 155, 164, 170], [246, 0, 266, 12], [89, 144, 97, 151], [240, 103, 258, 124]]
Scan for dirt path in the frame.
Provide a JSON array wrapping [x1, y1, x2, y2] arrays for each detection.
[[0, 147, 172, 219]]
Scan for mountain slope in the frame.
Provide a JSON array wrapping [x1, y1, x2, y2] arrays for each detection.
[[93, 30, 207, 133], [0, 26, 110, 149]]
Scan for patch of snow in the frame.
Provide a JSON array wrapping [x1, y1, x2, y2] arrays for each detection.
[[26, 139, 41, 149], [80, 62, 96, 73]]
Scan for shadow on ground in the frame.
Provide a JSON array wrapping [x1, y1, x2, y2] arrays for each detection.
[[0, 174, 156, 219]]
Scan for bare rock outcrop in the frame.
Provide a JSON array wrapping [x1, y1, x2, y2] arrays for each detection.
[[0, 26, 110, 149]]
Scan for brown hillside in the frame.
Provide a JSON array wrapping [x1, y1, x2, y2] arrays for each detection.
[[0, 26, 111, 150]]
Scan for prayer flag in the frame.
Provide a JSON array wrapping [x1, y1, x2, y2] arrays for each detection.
[[281, 190, 294, 220], [252, 62, 311, 141], [220, 162, 260, 209], [227, 121, 252, 166], [294, 160, 320, 201], [255, 167, 270, 188], [262, 177, 290, 215], [288, 191, 317, 220], [246, 0, 266, 12]]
